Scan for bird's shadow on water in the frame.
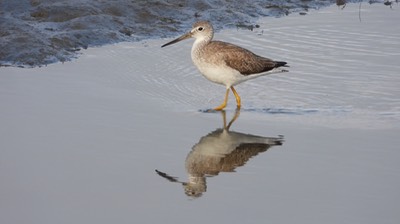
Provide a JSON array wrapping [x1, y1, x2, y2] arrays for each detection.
[[155, 109, 284, 198]]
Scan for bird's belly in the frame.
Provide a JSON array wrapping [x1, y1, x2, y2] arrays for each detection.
[[195, 63, 242, 87]]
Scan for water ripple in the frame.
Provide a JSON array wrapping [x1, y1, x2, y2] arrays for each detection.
[[118, 3, 400, 128]]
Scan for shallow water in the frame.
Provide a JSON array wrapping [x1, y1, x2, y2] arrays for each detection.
[[1, 3, 400, 224], [157, 3, 400, 129]]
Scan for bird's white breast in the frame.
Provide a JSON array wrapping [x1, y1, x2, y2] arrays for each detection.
[[196, 62, 241, 86]]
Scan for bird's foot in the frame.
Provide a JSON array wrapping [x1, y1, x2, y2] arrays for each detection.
[[213, 103, 227, 111]]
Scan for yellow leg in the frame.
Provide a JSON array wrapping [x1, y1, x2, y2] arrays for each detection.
[[213, 89, 230, 111], [230, 86, 241, 109]]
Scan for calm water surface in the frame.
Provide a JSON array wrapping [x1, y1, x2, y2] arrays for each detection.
[[1, 3, 399, 224]]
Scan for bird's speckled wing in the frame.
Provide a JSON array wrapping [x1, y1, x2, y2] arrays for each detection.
[[203, 41, 279, 75]]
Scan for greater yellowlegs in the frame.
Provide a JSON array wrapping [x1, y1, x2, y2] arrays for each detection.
[[162, 21, 289, 110]]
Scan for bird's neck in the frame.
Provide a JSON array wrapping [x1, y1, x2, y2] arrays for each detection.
[[191, 37, 210, 59]]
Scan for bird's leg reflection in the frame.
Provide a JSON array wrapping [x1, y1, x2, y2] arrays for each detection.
[[156, 110, 284, 198], [222, 108, 240, 130]]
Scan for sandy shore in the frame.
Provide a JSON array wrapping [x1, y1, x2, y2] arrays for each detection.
[[1, 3, 399, 224]]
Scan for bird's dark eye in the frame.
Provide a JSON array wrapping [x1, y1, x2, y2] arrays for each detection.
[[198, 27, 204, 31]]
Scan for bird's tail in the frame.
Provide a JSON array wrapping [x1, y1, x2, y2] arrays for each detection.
[[275, 61, 289, 68]]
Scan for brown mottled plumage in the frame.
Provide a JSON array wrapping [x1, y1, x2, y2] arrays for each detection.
[[201, 41, 287, 75]]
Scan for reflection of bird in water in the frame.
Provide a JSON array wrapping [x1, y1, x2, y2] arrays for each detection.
[[156, 110, 284, 198]]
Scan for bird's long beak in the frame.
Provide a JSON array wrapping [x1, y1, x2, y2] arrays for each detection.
[[161, 32, 192, 48]]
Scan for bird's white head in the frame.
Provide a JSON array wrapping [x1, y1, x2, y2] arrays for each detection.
[[189, 21, 214, 42], [161, 21, 214, 48]]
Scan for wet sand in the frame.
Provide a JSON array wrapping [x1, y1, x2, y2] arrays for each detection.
[[1, 3, 399, 224]]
